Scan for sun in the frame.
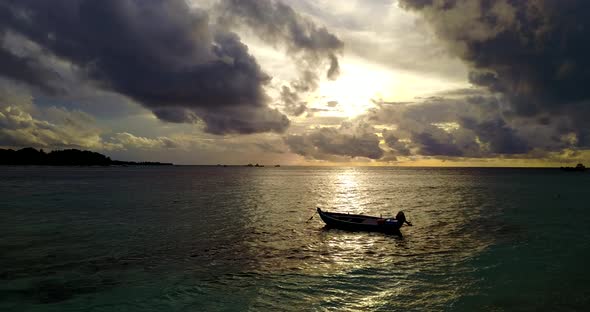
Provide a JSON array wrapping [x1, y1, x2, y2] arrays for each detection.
[[311, 55, 472, 119], [316, 58, 397, 118]]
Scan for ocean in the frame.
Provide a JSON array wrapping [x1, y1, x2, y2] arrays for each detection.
[[1, 166, 589, 311]]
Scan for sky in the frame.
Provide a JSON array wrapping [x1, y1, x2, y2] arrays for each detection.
[[1, 0, 589, 166]]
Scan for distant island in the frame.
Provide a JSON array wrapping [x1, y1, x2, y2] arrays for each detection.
[[560, 163, 586, 172], [0, 147, 173, 166], [215, 163, 281, 167]]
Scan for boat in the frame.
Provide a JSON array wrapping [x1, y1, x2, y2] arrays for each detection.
[[316, 207, 411, 234]]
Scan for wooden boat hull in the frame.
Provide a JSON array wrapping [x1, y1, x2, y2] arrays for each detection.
[[317, 208, 403, 234]]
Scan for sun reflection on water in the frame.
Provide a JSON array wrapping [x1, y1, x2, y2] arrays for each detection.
[[330, 168, 365, 214], [168, 167, 501, 311]]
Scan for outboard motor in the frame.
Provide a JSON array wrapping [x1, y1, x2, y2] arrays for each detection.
[[395, 211, 406, 223], [396, 211, 411, 226]]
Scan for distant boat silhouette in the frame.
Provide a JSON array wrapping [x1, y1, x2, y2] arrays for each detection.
[[560, 163, 586, 172], [246, 163, 265, 167], [274, 164, 281, 167]]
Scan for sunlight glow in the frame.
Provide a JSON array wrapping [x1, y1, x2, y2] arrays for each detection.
[[316, 59, 397, 118], [313, 56, 471, 119]]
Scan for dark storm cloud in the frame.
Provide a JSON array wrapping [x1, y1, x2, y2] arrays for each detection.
[[217, 0, 344, 114], [460, 117, 530, 155], [284, 121, 384, 160], [280, 86, 307, 116], [410, 131, 464, 157], [279, 70, 321, 116], [382, 133, 412, 156], [0, 0, 289, 134], [398, 0, 590, 118], [369, 92, 537, 157], [284, 89, 541, 160], [0, 49, 61, 94], [218, 0, 343, 63], [197, 106, 289, 135], [391, 0, 590, 158], [326, 53, 341, 80]]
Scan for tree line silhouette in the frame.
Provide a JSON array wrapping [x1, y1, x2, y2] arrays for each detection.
[[0, 147, 173, 166]]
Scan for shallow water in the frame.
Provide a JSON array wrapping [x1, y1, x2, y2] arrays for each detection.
[[1, 166, 589, 311]]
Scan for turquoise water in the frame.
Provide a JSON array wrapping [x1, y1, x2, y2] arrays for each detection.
[[0, 166, 589, 311]]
